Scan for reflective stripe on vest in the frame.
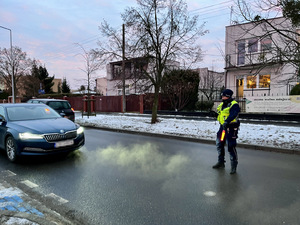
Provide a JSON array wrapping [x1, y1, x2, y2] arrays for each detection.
[[217, 100, 238, 125]]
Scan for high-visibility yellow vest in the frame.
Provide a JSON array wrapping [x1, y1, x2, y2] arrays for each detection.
[[217, 100, 238, 125]]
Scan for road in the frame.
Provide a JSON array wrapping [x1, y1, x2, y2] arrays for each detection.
[[0, 128, 300, 225]]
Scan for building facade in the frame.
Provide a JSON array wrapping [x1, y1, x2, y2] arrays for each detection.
[[196, 68, 224, 101], [99, 57, 180, 96], [52, 78, 62, 93], [95, 77, 107, 96], [225, 17, 299, 99]]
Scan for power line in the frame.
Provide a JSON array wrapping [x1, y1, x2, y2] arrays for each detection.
[[45, 35, 101, 61], [199, 12, 231, 21], [46, 1, 238, 61], [194, 6, 231, 17], [189, 0, 234, 13]]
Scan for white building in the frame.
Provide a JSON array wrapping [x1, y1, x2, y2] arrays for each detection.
[[196, 68, 224, 101], [225, 17, 299, 99], [99, 57, 180, 96], [95, 77, 107, 96]]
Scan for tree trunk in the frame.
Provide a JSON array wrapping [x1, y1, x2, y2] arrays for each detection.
[[151, 86, 159, 124]]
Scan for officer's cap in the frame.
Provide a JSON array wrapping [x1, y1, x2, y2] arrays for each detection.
[[221, 89, 233, 98]]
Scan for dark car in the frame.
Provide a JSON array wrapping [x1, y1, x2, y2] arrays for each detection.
[[27, 99, 75, 121], [0, 103, 84, 162]]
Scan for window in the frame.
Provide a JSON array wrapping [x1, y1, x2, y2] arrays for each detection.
[[237, 41, 245, 65], [0, 106, 5, 119], [247, 75, 256, 88], [48, 101, 71, 110], [113, 65, 122, 79], [259, 75, 270, 88], [261, 38, 272, 51], [117, 85, 129, 95], [248, 39, 258, 53]]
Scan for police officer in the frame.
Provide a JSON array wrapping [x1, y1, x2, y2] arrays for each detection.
[[212, 89, 240, 174]]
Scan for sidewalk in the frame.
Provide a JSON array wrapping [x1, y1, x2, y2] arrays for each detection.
[[0, 170, 84, 225]]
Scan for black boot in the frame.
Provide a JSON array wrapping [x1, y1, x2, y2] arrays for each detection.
[[230, 162, 238, 174], [212, 162, 225, 169]]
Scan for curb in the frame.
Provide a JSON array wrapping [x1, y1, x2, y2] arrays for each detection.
[[0, 170, 87, 225]]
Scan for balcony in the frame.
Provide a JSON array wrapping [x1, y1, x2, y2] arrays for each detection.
[[226, 51, 282, 68]]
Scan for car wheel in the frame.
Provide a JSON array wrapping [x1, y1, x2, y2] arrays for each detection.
[[6, 136, 18, 162]]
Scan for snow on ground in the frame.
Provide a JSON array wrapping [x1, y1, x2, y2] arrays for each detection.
[[2, 218, 39, 225], [75, 113, 300, 151], [0, 184, 23, 198]]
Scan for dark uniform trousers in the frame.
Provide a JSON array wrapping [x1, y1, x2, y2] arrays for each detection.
[[216, 124, 239, 167]]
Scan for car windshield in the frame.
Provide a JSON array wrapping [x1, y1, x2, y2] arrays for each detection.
[[48, 101, 71, 110], [7, 105, 61, 121]]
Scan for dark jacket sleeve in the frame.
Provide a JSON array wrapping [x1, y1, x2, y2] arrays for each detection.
[[225, 104, 240, 123]]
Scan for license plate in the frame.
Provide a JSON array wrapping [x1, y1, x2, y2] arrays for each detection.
[[55, 139, 74, 148]]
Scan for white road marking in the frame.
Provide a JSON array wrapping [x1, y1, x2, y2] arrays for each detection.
[[3, 170, 16, 176], [46, 193, 69, 204], [203, 191, 216, 197], [20, 180, 39, 188]]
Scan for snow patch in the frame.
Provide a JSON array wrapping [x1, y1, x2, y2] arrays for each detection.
[[76, 114, 300, 151]]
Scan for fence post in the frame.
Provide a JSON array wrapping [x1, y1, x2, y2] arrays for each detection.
[[139, 94, 144, 114], [83, 95, 88, 117], [158, 94, 161, 110], [121, 95, 124, 113], [91, 95, 95, 113]]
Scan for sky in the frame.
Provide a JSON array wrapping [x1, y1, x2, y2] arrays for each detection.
[[0, 0, 236, 90], [76, 113, 300, 151]]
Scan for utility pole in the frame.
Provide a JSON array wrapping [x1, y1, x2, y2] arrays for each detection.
[[122, 24, 126, 113], [0, 25, 15, 103], [230, 6, 233, 25]]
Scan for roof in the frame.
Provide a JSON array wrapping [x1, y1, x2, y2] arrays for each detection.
[[0, 103, 43, 107], [28, 99, 69, 102], [225, 16, 286, 28]]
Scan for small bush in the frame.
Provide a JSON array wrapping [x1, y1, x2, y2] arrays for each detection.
[[0, 91, 9, 100], [290, 84, 300, 95], [195, 101, 214, 111]]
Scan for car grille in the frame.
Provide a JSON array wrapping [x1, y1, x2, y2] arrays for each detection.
[[44, 131, 77, 142]]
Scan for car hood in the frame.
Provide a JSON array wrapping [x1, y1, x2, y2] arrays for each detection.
[[9, 118, 77, 134]]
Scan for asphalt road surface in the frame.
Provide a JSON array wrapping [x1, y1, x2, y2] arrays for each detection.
[[0, 128, 300, 225]]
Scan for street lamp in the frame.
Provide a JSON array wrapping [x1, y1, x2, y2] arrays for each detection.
[[0, 25, 15, 103]]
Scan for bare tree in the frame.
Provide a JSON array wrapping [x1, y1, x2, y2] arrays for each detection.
[[20, 61, 41, 97], [96, 0, 207, 123], [0, 46, 32, 98], [198, 68, 224, 101], [76, 44, 102, 95]]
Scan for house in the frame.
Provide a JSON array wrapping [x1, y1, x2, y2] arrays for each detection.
[[225, 17, 299, 100], [95, 77, 107, 96], [0, 76, 62, 98], [99, 57, 180, 96], [196, 68, 224, 101], [52, 78, 62, 93]]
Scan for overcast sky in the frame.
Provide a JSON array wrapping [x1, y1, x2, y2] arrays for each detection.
[[0, 0, 235, 90]]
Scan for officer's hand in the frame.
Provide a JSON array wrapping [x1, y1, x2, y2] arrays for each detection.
[[223, 121, 228, 130]]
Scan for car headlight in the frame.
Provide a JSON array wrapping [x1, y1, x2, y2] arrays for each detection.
[[77, 126, 84, 135], [19, 132, 44, 140]]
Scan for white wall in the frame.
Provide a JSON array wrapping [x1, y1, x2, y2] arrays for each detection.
[[225, 17, 298, 98]]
